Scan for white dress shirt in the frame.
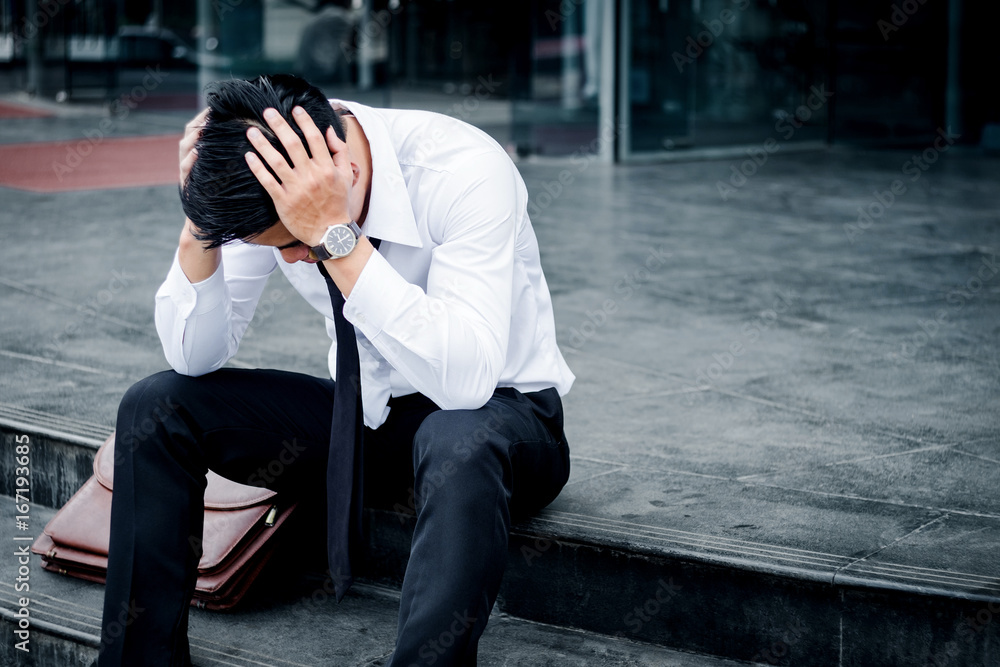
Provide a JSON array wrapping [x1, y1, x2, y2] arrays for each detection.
[[155, 100, 575, 429]]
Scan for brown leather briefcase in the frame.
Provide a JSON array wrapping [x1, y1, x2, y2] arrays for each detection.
[[31, 433, 296, 610]]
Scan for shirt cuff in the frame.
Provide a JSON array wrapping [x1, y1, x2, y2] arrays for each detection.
[[158, 251, 227, 319], [343, 249, 409, 339]]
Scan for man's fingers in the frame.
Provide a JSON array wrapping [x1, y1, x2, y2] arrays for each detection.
[[179, 149, 197, 186], [326, 125, 348, 153], [246, 125, 293, 181], [327, 127, 351, 170], [182, 108, 210, 145], [244, 151, 282, 197], [262, 107, 311, 168], [180, 108, 209, 165], [185, 107, 210, 129], [179, 134, 200, 163], [292, 106, 332, 165]]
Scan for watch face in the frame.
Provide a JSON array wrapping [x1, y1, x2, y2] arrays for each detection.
[[324, 224, 357, 257]]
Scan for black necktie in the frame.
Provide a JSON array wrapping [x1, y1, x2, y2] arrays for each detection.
[[317, 237, 378, 602]]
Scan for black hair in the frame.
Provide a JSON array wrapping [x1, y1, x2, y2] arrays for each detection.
[[181, 73, 347, 248]]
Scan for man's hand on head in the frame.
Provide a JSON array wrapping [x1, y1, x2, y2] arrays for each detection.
[[177, 109, 221, 285], [244, 106, 354, 248], [180, 107, 210, 187]]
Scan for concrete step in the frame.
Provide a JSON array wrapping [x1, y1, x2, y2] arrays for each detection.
[[3, 419, 999, 667], [1, 503, 745, 667]]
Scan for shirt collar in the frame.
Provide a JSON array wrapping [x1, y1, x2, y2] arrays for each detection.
[[329, 99, 423, 249]]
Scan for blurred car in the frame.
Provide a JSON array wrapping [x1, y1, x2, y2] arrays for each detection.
[[116, 26, 198, 69]]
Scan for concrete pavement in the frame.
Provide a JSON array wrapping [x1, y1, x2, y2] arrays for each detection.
[[1, 93, 998, 665]]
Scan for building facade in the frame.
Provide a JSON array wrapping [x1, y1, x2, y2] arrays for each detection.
[[0, 0, 994, 161]]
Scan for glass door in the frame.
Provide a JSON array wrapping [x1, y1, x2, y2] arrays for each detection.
[[619, 0, 830, 160], [619, 0, 696, 156]]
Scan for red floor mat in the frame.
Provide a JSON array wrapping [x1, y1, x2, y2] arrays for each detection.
[[0, 101, 53, 118], [0, 134, 182, 192]]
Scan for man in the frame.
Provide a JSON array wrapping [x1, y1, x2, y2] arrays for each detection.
[[98, 74, 574, 665]]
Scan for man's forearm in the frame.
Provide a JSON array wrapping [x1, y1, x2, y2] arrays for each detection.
[[178, 218, 221, 284], [319, 235, 374, 298]]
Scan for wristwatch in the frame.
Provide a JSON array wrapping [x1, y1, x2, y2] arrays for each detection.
[[309, 221, 363, 260]]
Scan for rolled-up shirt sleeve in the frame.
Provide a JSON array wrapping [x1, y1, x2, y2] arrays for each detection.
[[154, 242, 277, 376], [344, 151, 516, 411]]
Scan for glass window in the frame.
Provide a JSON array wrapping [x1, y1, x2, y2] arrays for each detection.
[[624, 0, 829, 158]]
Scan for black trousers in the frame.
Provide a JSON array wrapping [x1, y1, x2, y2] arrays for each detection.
[[97, 368, 570, 666]]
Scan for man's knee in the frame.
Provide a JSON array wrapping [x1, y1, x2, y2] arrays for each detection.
[[414, 408, 505, 463], [118, 370, 190, 423], [115, 371, 190, 455], [412, 409, 507, 499]]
